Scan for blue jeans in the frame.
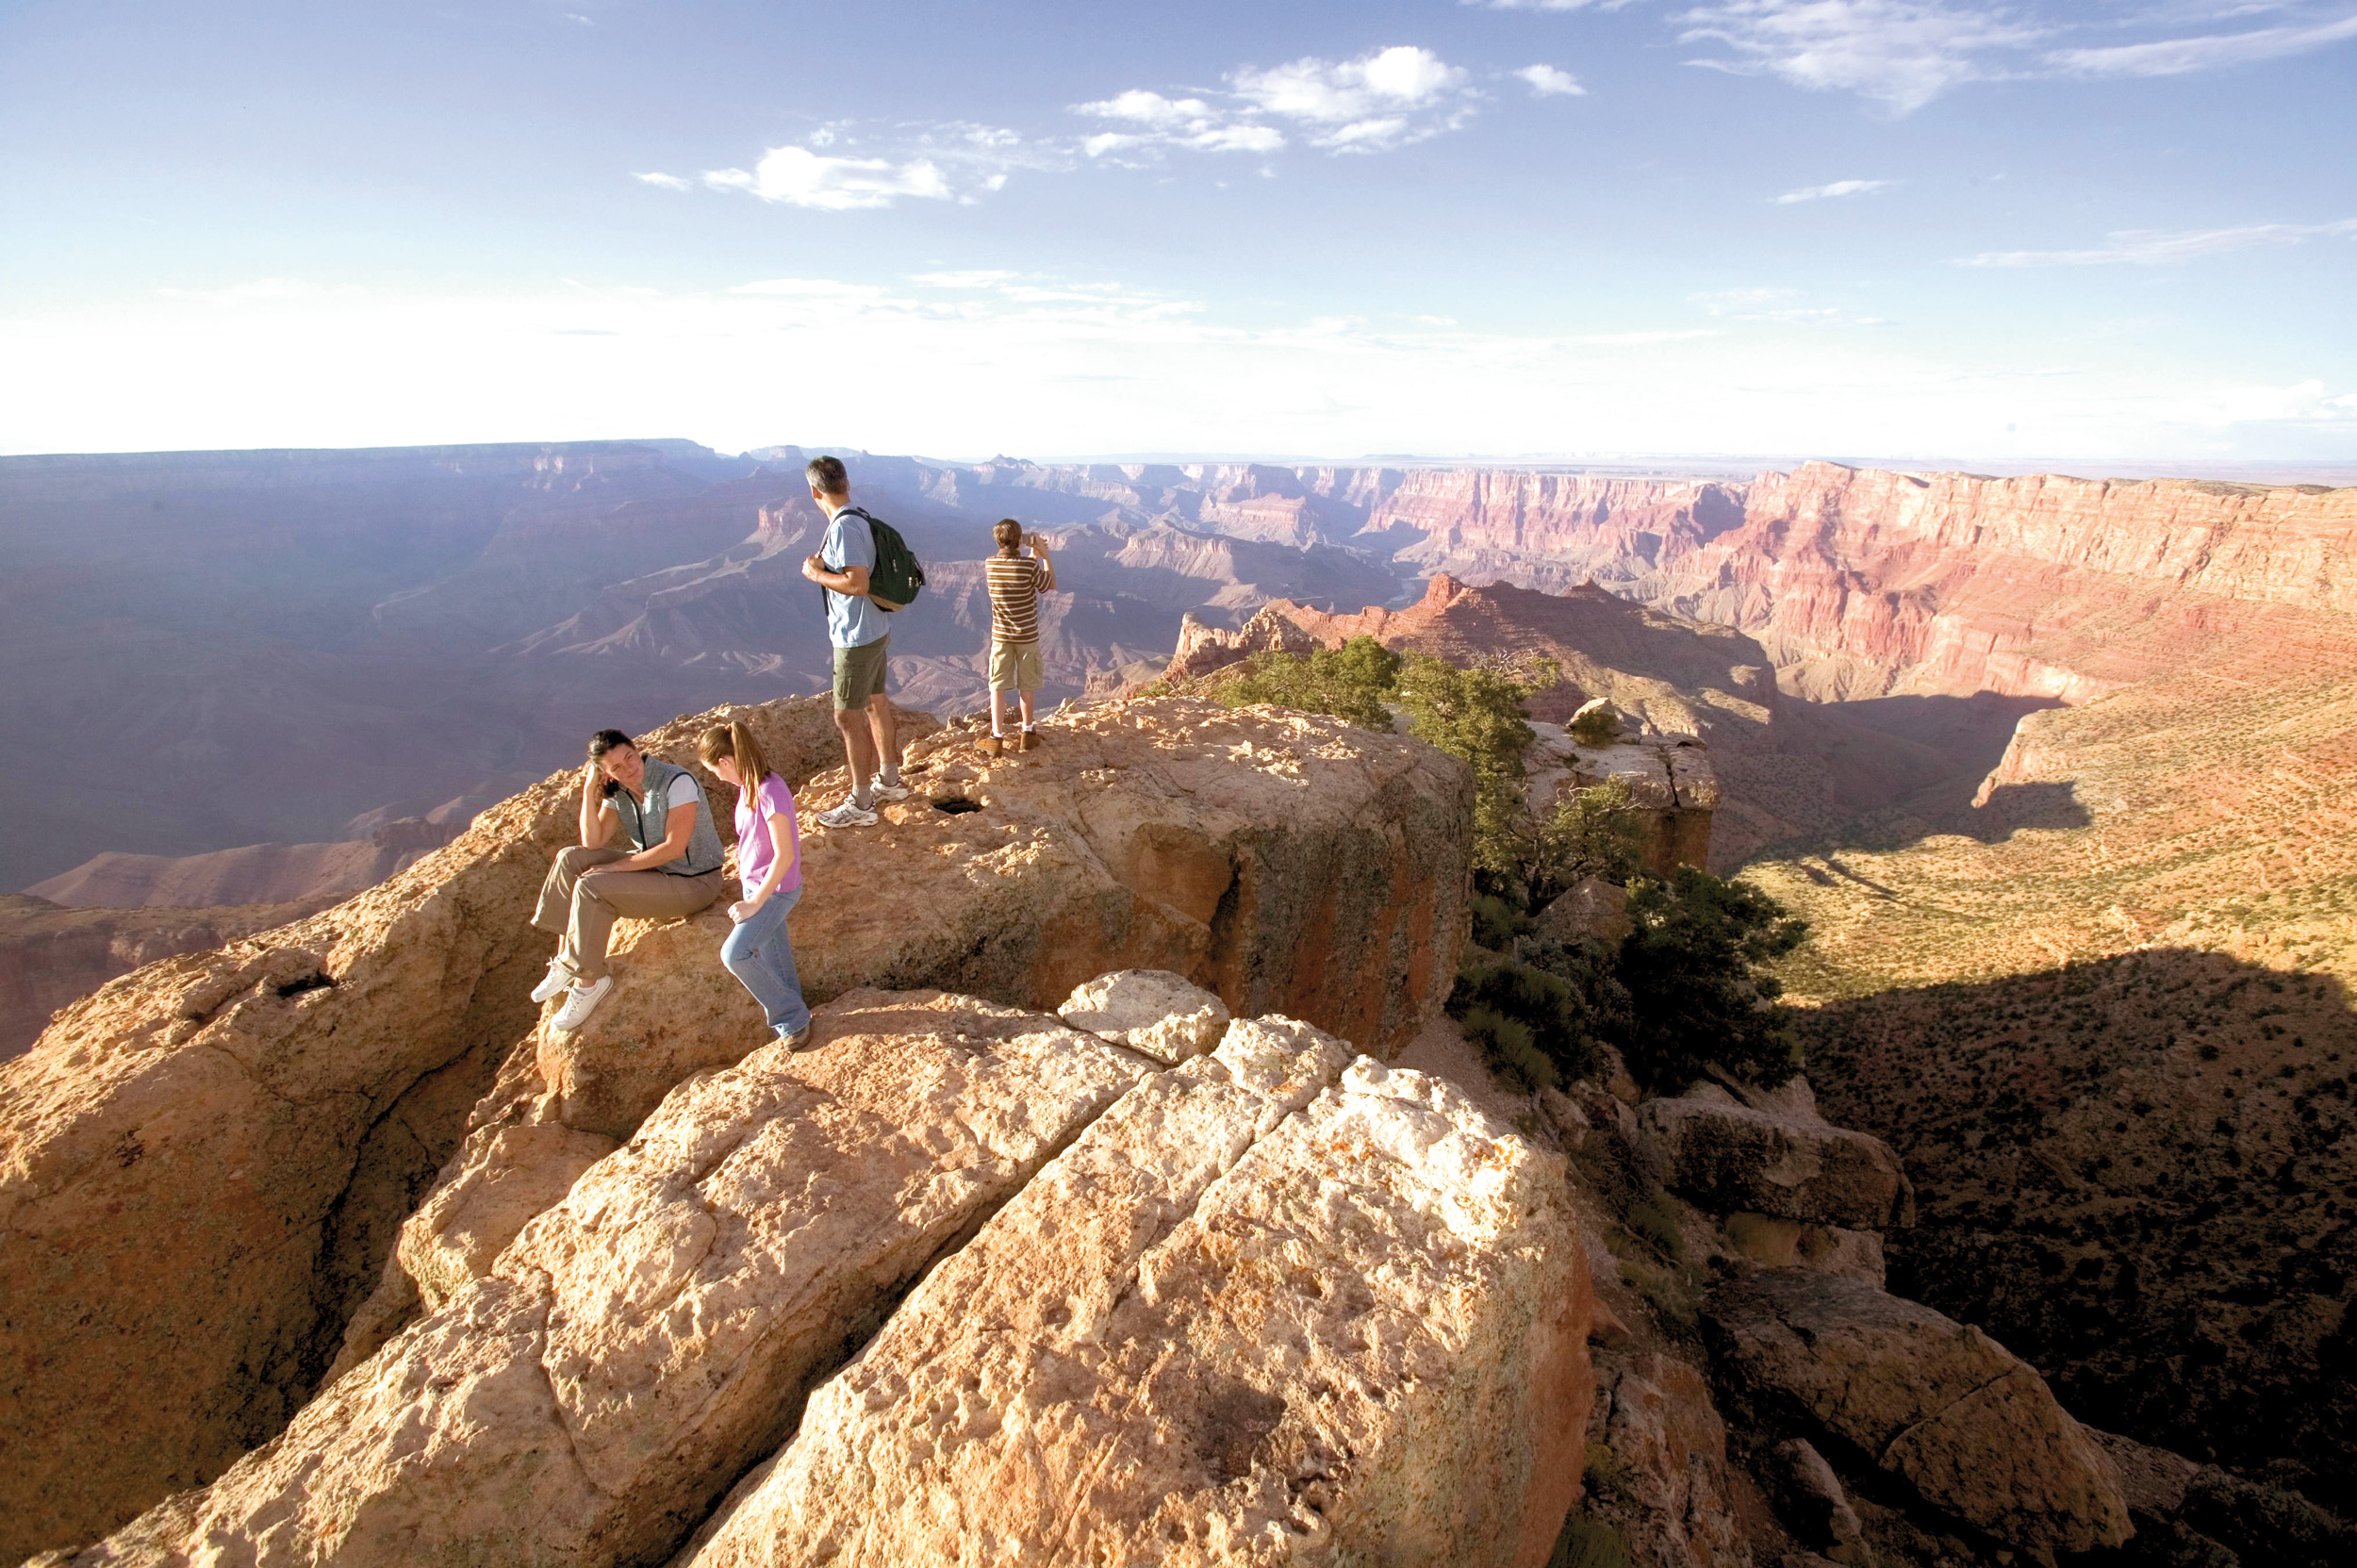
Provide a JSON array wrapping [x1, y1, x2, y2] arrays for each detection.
[[719, 884, 810, 1037]]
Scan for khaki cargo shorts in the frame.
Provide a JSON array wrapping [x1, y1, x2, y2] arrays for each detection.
[[833, 635, 891, 709], [989, 638, 1044, 693]]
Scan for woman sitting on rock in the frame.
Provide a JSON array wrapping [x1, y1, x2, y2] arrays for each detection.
[[529, 729, 727, 1031], [699, 720, 812, 1048]]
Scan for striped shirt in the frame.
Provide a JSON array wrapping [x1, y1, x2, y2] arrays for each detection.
[[984, 553, 1046, 644]]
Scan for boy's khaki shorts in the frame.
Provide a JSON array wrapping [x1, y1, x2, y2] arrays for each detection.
[[833, 635, 891, 709], [989, 638, 1044, 693]]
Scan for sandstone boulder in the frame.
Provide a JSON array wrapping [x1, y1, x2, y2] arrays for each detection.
[[1704, 1269, 2131, 1558], [1530, 876, 1630, 948], [679, 1026, 1590, 1568], [1639, 1086, 1913, 1231], [1057, 967, 1231, 1065], [0, 698, 865, 1560], [62, 990, 1151, 1568], [1758, 1438, 1868, 1564]]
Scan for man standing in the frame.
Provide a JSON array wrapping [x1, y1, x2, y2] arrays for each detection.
[[981, 517, 1054, 756], [798, 454, 906, 827]]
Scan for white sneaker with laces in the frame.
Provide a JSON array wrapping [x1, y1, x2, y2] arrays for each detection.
[[550, 974, 613, 1032], [816, 800, 879, 828], [869, 774, 911, 801], [530, 964, 570, 1005]]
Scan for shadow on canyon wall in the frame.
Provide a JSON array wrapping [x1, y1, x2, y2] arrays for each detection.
[[1756, 690, 2082, 862], [1797, 947, 2357, 1510]]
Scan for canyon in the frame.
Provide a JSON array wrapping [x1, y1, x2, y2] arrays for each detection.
[[6, 690, 2220, 1568], [4, 440, 2357, 1565]]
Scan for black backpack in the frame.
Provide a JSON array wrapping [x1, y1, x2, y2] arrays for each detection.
[[840, 506, 926, 612]]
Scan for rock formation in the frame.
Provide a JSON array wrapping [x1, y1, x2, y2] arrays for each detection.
[[1154, 572, 1959, 869], [0, 693, 1469, 1560], [1705, 1270, 2130, 1558], [61, 990, 1154, 1568], [53, 985, 1588, 1568], [0, 696, 874, 1561], [1402, 460, 2357, 706], [679, 1025, 1588, 1568]]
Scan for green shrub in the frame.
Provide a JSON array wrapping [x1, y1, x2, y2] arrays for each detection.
[[1392, 652, 1549, 886], [1506, 778, 1646, 912], [1457, 1005, 1558, 1093], [1470, 892, 1533, 951], [1616, 866, 1809, 1091], [1448, 958, 1606, 1088], [1549, 1520, 1633, 1568], [1205, 635, 1402, 731]]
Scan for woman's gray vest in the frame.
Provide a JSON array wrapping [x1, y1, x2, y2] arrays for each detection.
[[616, 758, 725, 876]]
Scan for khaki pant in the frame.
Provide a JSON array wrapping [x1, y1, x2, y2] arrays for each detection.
[[531, 845, 724, 982]]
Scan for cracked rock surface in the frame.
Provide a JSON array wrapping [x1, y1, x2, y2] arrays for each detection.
[[678, 1021, 1591, 1568], [58, 990, 1149, 1568], [1703, 1268, 2130, 1558]]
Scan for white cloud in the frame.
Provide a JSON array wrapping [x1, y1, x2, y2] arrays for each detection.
[[1515, 63, 1590, 95], [1073, 89, 1221, 126], [702, 146, 952, 209], [1676, 1, 2357, 111], [2051, 11, 2357, 78], [634, 172, 692, 191], [1961, 217, 2357, 266], [1074, 46, 1479, 160], [1774, 177, 1895, 203], [1230, 45, 1474, 150], [1680, 0, 2047, 114]]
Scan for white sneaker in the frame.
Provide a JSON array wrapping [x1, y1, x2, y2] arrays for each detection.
[[869, 774, 911, 801], [550, 975, 613, 1032], [816, 801, 879, 828], [530, 964, 570, 1005]]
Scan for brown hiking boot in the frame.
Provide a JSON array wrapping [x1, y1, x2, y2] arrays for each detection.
[[1019, 730, 1039, 751], [980, 734, 1005, 758]]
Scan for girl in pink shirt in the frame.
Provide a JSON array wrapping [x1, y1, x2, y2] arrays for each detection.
[[699, 722, 810, 1046]]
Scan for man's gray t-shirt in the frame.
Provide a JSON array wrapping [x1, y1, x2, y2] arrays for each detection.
[[822, 508, 888, 650]]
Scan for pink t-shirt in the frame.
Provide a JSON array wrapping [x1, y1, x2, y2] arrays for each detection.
[[733, 773, 801, 896]]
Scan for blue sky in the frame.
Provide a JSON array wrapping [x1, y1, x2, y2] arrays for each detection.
[[3, 0, 2352, 462]]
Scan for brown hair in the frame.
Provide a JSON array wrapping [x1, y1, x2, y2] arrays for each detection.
[[992, 518, 1023, 553], [587, 729, 635, 763], [805, 454, 849, 497], [698, 721, 775, 795]]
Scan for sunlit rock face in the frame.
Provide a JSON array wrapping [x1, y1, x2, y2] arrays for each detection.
[[0, 693, 1467, 1560]]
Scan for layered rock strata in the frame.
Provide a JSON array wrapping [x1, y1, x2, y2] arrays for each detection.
[[680, 1024, 1590, 1568], [59, 990, 1153, 1568], [1402, 460, 2357, 704]]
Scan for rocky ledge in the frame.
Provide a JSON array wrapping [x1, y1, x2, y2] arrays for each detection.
[[45, 980, 1587, 1568], [0, 695, 1470, 1561]]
